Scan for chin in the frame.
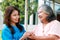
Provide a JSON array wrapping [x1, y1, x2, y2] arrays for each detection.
[[15, 21, 19, 23]]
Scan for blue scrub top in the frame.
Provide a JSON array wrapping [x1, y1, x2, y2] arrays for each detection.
[[2, 24, 26, 40]]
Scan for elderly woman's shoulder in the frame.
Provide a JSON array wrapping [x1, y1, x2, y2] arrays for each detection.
[[55, 20, 60, 24], [52, 20, 60, 24], [50, 20, 60, 27]]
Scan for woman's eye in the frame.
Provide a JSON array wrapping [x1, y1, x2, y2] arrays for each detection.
[[13, 14, 19, 17], [13, 14, 16, 16]]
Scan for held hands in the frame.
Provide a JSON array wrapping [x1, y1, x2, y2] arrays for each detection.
[[28, 32, 35, 39], [20, 32, 33, 40]]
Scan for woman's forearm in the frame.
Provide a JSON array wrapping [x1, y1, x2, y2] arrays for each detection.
[[34, 36, 58, 40], [20, 37, 25, 40], [20, 36, 27, 40]]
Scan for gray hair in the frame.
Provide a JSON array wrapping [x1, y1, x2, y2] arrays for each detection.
[[38, 4, 56, 22]]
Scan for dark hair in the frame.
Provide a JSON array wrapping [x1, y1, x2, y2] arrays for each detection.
[[4, 6, 24, 34], [56, 9, 60, 22], [39, 4, 56, 22]]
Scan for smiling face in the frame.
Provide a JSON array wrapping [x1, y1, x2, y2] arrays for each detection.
[[10, 10, 20, 24], [38, 7, 49, 22]]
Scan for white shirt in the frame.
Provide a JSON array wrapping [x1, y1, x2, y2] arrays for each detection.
[[33, 20, 60, 37]]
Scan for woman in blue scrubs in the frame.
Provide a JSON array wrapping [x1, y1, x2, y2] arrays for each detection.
[[2, 6, 26, 40]]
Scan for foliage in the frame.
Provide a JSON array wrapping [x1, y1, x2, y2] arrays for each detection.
[[0, 0, 25, 24], [0, 0, 38, 24]]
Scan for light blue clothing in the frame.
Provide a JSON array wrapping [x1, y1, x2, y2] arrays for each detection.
[[2, 24, 25, 40]]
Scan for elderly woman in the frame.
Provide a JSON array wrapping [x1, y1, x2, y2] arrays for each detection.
[[21, 4, 60, 40]]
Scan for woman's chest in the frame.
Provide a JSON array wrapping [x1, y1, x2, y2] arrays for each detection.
[[13, 31, 24, 40], [34, 25, 51, 36]]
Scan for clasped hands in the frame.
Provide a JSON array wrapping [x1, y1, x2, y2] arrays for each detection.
[[20, 32, 35, 40]]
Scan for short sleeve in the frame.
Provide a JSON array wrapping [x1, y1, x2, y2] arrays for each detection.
[[47, 21, 60, 37]]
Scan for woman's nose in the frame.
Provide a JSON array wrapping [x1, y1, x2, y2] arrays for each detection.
[[16, 16, 19, 18]]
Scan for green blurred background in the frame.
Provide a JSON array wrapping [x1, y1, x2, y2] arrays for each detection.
[[0, 0, 38, 40]]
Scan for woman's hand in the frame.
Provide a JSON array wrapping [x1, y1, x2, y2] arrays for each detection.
[[28, 32, 35, 40], [20, 32, 32, 40]]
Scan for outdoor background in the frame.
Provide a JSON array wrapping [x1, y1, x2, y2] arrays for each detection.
[[0, 0, 60, 40]]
